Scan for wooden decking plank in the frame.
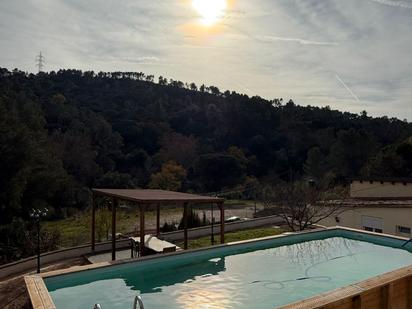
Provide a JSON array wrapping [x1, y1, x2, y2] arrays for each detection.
[[25, 276, 56, 309], [279, 265, 412, 309], [34, 276, 55, 309]]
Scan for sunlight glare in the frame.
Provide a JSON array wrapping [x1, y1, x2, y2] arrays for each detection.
[[192, 0, 227, 26]]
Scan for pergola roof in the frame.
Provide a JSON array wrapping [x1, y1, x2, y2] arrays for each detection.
[[92, 188, 224, 204], [91, 188, 225, 259]]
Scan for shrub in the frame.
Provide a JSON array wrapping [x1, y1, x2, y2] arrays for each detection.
[[160, 221, 178, 233], [178, 209, 206, 230]]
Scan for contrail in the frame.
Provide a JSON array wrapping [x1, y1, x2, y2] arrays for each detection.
[[222, 24, 338, 47], [370, 0, 412, 9], [335, 74, 361, 103], [256, 35, 338, 46]]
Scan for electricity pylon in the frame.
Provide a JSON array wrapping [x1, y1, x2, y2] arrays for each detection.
[[36, 52, 45, 72]]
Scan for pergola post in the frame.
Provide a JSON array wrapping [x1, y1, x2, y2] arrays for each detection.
[[219, 202, 225, 244], [91, 192, 96, 252], [90, 188, 224, 259], [183, 202, 188, 250], [139, 204, 145, 256], [111, 198, 118, 261], [211, 203, 215, 245], [156, 203, 160, 237]]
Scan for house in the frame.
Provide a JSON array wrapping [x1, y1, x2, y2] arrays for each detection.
[[319, 178, 412, 237]]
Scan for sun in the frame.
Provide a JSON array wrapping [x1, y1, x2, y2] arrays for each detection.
[[192, 0, 227, 26]]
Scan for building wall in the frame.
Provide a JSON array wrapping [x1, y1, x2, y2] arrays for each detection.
[[319, 207, 412, 237], [350, 180, 412, 199]]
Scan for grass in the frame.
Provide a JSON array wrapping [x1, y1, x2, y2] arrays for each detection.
[[177, 226, 284, 250], [42, 206, 182, 247], [42, 199, 257, 248], [221, 199, 256, 207]]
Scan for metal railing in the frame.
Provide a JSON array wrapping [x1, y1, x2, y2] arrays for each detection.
[[93, 295, 144, 309], [133, 295, 145, 309]]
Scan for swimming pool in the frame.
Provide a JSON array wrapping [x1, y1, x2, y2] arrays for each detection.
[[43, 228, 412, 309]]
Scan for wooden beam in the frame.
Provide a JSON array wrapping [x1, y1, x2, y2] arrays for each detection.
[[219, 202, 225, 244], [111, 198, 117, 261], [183, 202, 188, 250], [381, 283, 393, 309], [140, 204, 145, 256], [407, 277, 412, 309], [91, 192, 96, 252], [381, 284, 389, 309], [156, 203, 160, 237], [352, 295, 362, 309]]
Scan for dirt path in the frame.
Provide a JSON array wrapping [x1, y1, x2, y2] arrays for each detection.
[[0, 258, 87, 309]]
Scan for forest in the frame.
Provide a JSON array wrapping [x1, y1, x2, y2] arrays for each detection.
[[0, 67, 411, 260]]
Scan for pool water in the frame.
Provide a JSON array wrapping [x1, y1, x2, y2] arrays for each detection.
[[46, 232, 412, 309]]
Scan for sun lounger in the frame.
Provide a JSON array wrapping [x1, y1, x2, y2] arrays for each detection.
[[129, 235, 179, 257]]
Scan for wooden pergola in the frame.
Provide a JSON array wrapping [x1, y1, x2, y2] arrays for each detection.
[[91, 189, 225, 261]]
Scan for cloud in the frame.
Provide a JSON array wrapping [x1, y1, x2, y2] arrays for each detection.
[[0, 0, 411, 120], [255, 35, 339, 46], [369, 0, 412, 9], [135, 56, 160, 62]]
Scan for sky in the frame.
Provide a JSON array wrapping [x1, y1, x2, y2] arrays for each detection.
[[1, 0, 412, 120]]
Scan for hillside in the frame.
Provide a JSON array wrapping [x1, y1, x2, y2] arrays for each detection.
[[0, 68, 411, 227]]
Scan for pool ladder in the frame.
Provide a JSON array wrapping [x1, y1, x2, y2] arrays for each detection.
[[133, 296, 145, 309], [93, 295, 144, 309], [402, 238, 412, 247]]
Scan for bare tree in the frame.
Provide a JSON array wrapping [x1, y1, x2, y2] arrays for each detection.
[[259, 181, 346, 231]]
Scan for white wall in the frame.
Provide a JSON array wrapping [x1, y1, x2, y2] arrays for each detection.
[[319, 207, 412, 237], [350, 180, 412, 199]]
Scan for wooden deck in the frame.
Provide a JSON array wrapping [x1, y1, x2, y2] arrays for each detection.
[[86, 249, 135, 264], [25, 227, 412, 309], [279, 264, 412, 309], [24, 276, 56, 309], [28, 257, 412, 309]]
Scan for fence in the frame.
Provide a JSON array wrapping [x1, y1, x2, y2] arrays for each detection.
[[0, 215, 283, 280]]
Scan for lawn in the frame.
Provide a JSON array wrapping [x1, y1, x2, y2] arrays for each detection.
[[42, 200, 258, 248], [177, 226, 284, 249], [43, 206, 184, 247]]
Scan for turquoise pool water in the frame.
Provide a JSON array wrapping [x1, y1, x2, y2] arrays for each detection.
[[45, 230, 412, 309]]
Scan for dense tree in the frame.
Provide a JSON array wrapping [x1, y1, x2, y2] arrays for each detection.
[[149, 161, 187, 191], [95, 172, 136, 189], [0, 67, 410, 227], [194, 153, 246, 192], [363, 137, 412, 177], [304, 147, 327, 181], [153, 132, 198, 168]]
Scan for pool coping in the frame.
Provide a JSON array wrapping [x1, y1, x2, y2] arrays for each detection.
[[24, 226, 412, 309], [278, 263, 412, 308]]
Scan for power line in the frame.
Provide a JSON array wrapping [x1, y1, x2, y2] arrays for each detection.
[[205, 170, 296, 198], [35, 51, 45, 72]]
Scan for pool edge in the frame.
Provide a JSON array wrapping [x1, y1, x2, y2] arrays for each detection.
[[278, 263, 412, 309], [40, 226, 331, 279], [25, 275, 56, 309], [26, 227, 412, 309]]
